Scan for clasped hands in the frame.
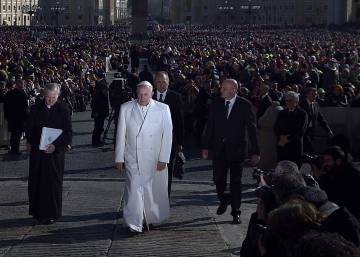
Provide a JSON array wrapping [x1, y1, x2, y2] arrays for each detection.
[[278, 135, 289, 147]]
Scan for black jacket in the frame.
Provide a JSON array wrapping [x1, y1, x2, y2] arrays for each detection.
[[153, 89, 184, 146], [299, 99, 331, 133], [202, 96, 259, 161], [26, 101, 72, 153], [274, 107, 307, 163], [4, 88, 28, 131], [91, 80, 109, 118]]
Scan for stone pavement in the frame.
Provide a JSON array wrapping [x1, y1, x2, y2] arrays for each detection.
[[0, 110, 257, 257]]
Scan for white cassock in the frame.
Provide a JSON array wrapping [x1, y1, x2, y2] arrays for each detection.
[[115, 99, 173, 232]]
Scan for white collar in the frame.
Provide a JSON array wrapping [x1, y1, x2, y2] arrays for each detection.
[[225, 95, 237, 105], [157, 90, 167, 98], [136, 100, 151, 109]]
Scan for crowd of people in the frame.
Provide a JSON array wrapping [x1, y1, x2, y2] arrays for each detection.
[[0, 25, 359, 256]]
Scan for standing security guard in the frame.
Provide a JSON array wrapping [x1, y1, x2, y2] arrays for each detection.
[[91, 79, 109, 147]]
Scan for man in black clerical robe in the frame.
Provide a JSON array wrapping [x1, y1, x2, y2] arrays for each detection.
[[26, 83, 72, 224], [274, 91, 307, 168]]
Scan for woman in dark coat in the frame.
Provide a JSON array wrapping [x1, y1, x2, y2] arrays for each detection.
[[274, 91, 307, 168], [26, 83, 72, 224]]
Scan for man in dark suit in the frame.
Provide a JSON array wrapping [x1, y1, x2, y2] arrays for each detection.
[[202, 79, 260, 224], [299, 87, 333, 155], [91, 79, 109, 147], [153, 71, 184, 196], [257, 83, 272, 125], [4, 77, 28, 155]]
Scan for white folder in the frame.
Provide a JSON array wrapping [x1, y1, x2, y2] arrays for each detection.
[[39, 127, 63, 150]]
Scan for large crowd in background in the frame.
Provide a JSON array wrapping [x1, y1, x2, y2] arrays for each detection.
[[0, 25, 359, 256]]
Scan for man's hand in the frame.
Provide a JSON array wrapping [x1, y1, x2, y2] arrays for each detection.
[[157, 162, 166, 171], [45, 144, 55, 154], [278, 135, 289, 147], [116, 162, 125, 172], [250, 154, 260, 166], [202, 149, 209, 160]]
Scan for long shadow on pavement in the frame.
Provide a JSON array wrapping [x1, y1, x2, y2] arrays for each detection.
[[64, 166, 116, 175], [0, 223, 115, 247]]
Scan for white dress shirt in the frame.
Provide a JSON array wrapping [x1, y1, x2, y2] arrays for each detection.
[[157, 90, 167, 102], [225, 95, 237, 118]]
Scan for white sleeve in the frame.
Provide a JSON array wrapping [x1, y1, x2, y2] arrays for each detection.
[[115, 104, 126, 163], [158, 105, 173, 163]]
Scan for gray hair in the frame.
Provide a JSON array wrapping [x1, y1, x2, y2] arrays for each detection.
[[284, 91, 299, 102], [137, 81, 153, 91], [43, 83, 60, 95], [274, 160, 301, 176]]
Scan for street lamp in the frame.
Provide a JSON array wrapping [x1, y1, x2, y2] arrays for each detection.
[[50, 1, 66, 27], [217, 1, 235, 26], [21, 0, 42, 26], [240, 0, 261, 40]]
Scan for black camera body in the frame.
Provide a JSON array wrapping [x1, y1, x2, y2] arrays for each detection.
[[252, 168, 274, 184], [302, 154, 323, 168]]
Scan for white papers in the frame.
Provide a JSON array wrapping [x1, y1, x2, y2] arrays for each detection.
[[39, 127, 63, 150]]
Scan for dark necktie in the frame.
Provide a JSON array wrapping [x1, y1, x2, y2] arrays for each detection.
[[310, 103, 315, 116], [159, 93, 163, 102], [225, 101, 230, 118]]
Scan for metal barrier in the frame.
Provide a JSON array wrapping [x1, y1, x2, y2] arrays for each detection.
[[318, 107, 360, 153]]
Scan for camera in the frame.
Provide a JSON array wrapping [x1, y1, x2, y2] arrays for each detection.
[[248, 223, 273, 251], [302, 154, 323, 168], [252, 168, 274, 184]]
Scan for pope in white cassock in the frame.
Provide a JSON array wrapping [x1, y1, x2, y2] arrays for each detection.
[[115, 81, 173, 234]]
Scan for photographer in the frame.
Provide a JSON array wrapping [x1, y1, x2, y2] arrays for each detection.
[[245, 160, 360, 256], [240, 186, 280, 257], [318, 146, 360, 221]]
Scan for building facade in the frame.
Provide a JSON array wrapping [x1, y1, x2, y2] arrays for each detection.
[[148, 0, 171, 20], [114, 0, 128, 22], [39, 0, 115, 26], [350, 0, 360, 23], [170, 0, 350, 26], [0, 0, 39, 26]]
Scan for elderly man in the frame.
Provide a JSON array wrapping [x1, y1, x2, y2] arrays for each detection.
[[202, 79, 260, 224], [26, 83, 72, 224], [115, 81, 173, 234], [274, 91, 308, 168]]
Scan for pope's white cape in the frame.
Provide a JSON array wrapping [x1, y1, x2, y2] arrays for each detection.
[[115, 99, 173, 232]]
